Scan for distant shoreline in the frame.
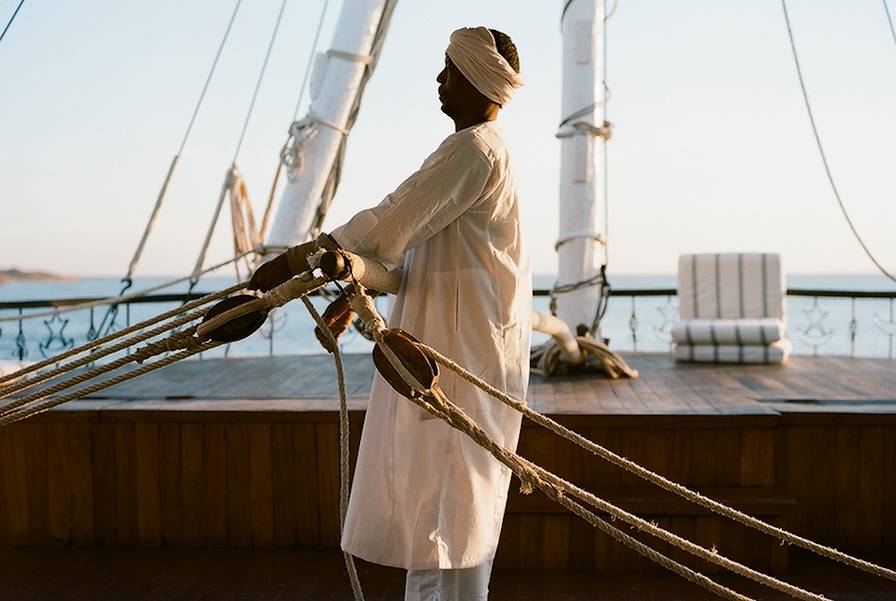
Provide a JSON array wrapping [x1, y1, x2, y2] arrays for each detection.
[[0, 269, 76, 285]]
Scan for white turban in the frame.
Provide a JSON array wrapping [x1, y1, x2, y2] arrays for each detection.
[[446, 27, 524, 106]]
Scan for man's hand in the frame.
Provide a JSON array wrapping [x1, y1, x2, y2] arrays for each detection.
[[247, 252, 293, 292], [314, 294, 356, 353]]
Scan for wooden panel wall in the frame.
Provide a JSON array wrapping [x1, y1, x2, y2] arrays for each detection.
[[0, 414, 363, 550], [1, 410, 894, 575]]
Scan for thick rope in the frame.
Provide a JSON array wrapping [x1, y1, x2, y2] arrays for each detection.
[[0, 339, 221, 427], [516, 454, 827, 601], [2, 274, 326, 427], [421, 388, 761, 601], [349, 286, 828, 600], [421, 342, 896, 583], [0, 327, 200, 420], [302, 297, 364, 601], [354, 306, 756, 601], [0, 281, 246, 385], [0, 304, 208, 399]]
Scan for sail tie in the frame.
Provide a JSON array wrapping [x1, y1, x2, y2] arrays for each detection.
[[326, 48, 373, 65], [280, 112, 350, 179]]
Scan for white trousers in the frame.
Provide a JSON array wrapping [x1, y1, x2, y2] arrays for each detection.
[[404, 558, 494, 601]]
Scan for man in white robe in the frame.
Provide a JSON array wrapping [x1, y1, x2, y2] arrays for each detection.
[[250, 27, 529, 600]]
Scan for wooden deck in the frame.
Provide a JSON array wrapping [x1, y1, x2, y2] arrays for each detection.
[[39, 352, 896, 416], [1, 352, 895, 585]]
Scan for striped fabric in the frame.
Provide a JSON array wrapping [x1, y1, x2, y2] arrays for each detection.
[[674, 253, 789, 364], [677, 253, 785, 320], [671, 318, 784, 346], [673, 340, 792, 364]]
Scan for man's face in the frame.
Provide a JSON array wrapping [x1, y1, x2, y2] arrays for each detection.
[[436, 54, 480, 118]]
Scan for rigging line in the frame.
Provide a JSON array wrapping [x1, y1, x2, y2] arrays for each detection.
[[780, 0, 896, 285], [259, 0, 329, 242], [560, 0, 575, 28], [0, 251, 257, 324], [177, 0, 243, 155], [307, 0, 398, 236], [231, 0, 289, 164], [885, 0, 896, 46], [122, 0, 243, 282], [0, 0, 24, 44], [292, 0, 330, 121]]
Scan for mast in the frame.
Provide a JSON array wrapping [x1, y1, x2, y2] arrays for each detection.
[[266, 0, 395, 250], [555, 0, 608, 332]]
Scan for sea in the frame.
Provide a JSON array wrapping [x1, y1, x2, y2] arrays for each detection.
[[1, 274, 894, 362]]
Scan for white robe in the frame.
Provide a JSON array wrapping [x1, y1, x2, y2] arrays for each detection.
[[331, 121, 531, 570]]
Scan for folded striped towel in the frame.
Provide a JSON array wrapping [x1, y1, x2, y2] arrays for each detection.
[[671, 318, 784, 346], [674, 340, 792, 364]]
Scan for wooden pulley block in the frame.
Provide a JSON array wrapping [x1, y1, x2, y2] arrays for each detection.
[[372, 329, 439, 399], [201, 295, 269, 342]]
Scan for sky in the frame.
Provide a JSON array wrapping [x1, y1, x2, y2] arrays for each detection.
[[0, 0, 894, 277]]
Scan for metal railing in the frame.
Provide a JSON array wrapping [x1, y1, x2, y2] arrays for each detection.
[[1, 288, 895, 362]]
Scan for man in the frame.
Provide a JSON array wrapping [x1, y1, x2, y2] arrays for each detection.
[[250, 27, 530, 601]]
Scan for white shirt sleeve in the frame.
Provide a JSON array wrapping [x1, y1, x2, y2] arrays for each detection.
[[330, 136, 493, 270]]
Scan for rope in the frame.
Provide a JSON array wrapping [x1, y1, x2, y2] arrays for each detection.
[[231, 0, 288, 164], [178, 0, 243, 156], [191, 168, 240, 286], [421, 343, 896, 582], [122, 0, 244, 282], [1, 274, 326, 426], [885, 0, 896, 46], [349, 291, 826, 599], [190, 0, 287, 289], [1, 254, 253, 325], [346, 293, 757, 600], [344, 288, 874, 598], [0, 339, 221, 427], [422, 386, 769, 601], [0, 326, 200, 420], [517, 455, 827, 601], [780, 0, 896, 286], [0, 281, 246, 386], [0, 0, 25, 44], [302, 0, 398, 238], [302, 297, 364, 601], [0, 304, 208, 399], [292, 0, 331, 121]]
